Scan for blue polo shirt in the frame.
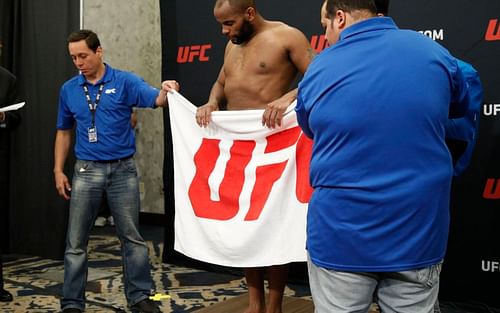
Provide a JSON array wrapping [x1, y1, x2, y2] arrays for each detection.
[[296, 17, 469, 271], [57, 64, 159, 161]]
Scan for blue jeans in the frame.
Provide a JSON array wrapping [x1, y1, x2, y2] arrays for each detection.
[[308, 254, 441, 313], [61, 158, 153, 311]]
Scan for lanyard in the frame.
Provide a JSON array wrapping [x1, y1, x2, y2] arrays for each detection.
[[83, 83, 105, 127]]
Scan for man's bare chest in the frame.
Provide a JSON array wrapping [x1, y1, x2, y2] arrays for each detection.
[[224, 43, 289, 76]]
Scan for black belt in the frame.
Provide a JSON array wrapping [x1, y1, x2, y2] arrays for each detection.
[[94, 155, 134, 164]]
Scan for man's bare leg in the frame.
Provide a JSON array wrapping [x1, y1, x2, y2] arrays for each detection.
[[244, 267, 266, 313], [266, 264, 289, 313]]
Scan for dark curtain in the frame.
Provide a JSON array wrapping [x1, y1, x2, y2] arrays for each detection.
[[0, 0, 79, 259], [160, 0, 178, 264]]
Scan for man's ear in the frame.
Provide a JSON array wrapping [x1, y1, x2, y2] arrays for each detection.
[[245, 7, 256, 21], [96, 46, 103, 57], [336, 10, 347, 29]]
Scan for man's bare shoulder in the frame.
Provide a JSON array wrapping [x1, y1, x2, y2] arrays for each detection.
[[265, 21, 309, 46], [267, 21, 307, 36]]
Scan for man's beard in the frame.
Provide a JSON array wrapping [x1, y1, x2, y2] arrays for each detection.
[[231, 20, 254, 45]]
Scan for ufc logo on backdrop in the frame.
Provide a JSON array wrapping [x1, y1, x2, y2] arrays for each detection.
[[483, 104, 500, 116], [481, 260, 500, 272], [485, 19, 500, 41], [310, 35, 329, 53], [188, 126, 313, 221], [177, 44, 212, 63], [483, 178, 500, 199]]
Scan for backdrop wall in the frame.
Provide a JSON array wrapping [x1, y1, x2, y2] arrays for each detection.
[[161, 0, 500, 308]]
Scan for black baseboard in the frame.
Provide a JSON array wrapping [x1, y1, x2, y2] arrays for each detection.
[[139, 212, 166, 226]]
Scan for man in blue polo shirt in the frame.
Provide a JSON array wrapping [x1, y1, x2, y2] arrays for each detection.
[[296, 1, 470, 312], [54, 29, 178, 313]]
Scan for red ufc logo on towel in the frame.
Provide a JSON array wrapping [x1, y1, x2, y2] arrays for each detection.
[[485, 19, 500, 41], [188, 126, 313, 221], [483, 178, 500, 199], [177, 44, 212, 63]]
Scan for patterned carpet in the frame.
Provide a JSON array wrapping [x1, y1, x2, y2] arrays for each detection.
[[0, 225, 312, 313], [4, 225, 494, 313]]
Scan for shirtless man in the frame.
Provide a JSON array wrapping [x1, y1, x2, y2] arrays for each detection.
[[195, 1, 314, 313]]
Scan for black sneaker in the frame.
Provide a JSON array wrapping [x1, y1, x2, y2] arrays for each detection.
[[130, 298, 161, 313], [0, 288, 13, 302], [61, 308, 82, 313]]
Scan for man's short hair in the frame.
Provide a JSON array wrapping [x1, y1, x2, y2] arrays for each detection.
[[215, 0, 255, 12], [374, 0, 389, 15], [325, 0, 377, 18], [67, 29, 101, 52]]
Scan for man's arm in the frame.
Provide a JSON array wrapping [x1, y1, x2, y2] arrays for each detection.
[[262, 26, 315, 128], [445, 59, 483, 176], [155, 80, 180, 107], [53, 129, 72, 200], [196, 66, 227, 127], [449, 60, 470, 119], [195, 42, 232, 127], [287, 27, 316, 75]]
